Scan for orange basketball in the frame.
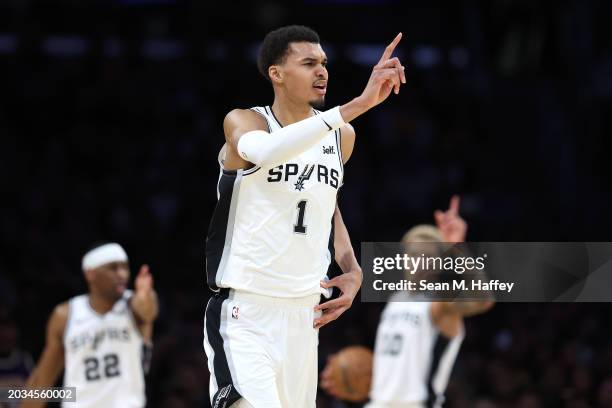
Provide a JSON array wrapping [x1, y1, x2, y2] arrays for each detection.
[[328, 346, 373, 402]]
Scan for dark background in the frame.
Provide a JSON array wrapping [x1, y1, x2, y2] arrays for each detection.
[[1, 0, 612, 407]]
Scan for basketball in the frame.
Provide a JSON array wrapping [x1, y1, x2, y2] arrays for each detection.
[[328, 346, 373, 402]]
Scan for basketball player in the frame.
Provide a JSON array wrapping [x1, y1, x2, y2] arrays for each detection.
[[22, 242, 158, 408], [321, 196, 494, 408], [204, 25, 405, 408]]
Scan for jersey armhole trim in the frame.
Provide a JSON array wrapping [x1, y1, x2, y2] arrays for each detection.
[[335, 128, 344, 172], [248, 107, 272, 133], [222, 167, 260, 176]]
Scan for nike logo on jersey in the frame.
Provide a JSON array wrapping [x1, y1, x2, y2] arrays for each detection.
[[268, 163, 340, 189], [322, 145, 335, 155]]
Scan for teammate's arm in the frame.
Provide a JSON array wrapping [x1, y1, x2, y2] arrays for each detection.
[[21, 304, 68, 408], [129, 265, 158, 341], [431, 196, 494, 337], [431, 299, 494, 339], [225, 33, 405, 170]]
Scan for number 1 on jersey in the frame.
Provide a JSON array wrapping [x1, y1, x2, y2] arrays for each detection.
[[294, 200, 308, 234]]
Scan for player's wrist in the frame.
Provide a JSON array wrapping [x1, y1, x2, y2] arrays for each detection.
[[340, 97, 369, 122]]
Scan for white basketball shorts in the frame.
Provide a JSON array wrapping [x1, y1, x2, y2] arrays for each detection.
[[204, 288, 320, 408]]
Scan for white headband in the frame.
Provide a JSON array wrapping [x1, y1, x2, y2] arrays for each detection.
[[82, 243, 128, 271]]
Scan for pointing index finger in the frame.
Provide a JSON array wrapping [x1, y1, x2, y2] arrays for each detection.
[[449, 195, 460, 215], [378, 32, 402, 65]]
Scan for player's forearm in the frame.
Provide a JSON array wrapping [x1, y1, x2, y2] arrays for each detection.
[[131, 290, 159, 323], [237, 106, 346, 168], [339, 96, 370, 123]]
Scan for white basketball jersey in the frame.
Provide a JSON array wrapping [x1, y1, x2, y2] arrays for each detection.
[[369, 295, 464, 407], [62, 291, 145, 408], [206, 106, 343, 297]]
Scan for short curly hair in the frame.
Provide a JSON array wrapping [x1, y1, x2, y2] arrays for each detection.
[[257, 25, 320, 81]]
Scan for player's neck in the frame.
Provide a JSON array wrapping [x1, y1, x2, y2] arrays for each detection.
[[88, 292, 116, 315], [271, 97, 314, 126]]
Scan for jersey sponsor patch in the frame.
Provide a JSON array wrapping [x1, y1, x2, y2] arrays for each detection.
[[322, 145, 335, 154]]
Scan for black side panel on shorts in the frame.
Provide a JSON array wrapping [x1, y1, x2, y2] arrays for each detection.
[[206, 171, 237, 290], [206, 291, 242, 408], [426, 334, 451, 408]]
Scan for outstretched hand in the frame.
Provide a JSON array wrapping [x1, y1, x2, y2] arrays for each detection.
[[135, 264, 154, 294], [131, 264, 158, 323], [358, 33, 406, 109]]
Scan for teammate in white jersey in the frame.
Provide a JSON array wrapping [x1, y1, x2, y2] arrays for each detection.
[[22, 242, 158, 408], [322, 196, 494, 408], [204, 25, 406, 407]]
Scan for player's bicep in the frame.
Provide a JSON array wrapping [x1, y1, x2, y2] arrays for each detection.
[[223, 109, 269, 169], [223, 109, 269, 150], [340, 124, 356, 164]]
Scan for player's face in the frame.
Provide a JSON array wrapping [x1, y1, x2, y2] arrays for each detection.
[[91, 261, 130, 300], [280, 42, 328, 108]]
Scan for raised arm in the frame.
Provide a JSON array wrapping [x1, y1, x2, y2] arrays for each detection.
[[226, 33, 405, 170], [129, 265, 158, 341], [21, 304, 68, 408], [431, 196, 494, 336]]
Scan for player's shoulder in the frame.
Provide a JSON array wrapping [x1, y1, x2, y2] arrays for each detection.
[[48, 301, 70, 337], [430, 301, 464, 338], [224, 108, 268, 130], [340, 123, 355, 145], [339, 123, 356, 163], [340, 123, 355, 137], [52, 301, 70, 320], [223, 109, 269, 139]]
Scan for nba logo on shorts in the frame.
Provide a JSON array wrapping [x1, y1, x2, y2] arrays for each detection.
[[231, 306, 239, 319]]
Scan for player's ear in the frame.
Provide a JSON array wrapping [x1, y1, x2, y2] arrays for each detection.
[[268, 65, 283, 84]]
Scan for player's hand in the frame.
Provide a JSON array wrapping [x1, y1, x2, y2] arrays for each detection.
[[434, 195, 467, 243], [135, 264, 154, 295], [319, 354, 343, 398], [314, 268, 362, 329], [357, 33, 406, 110], [131, 264, 158, 323]]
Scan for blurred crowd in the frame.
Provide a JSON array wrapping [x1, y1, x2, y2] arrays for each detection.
[[2, 0, 612, 407]]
